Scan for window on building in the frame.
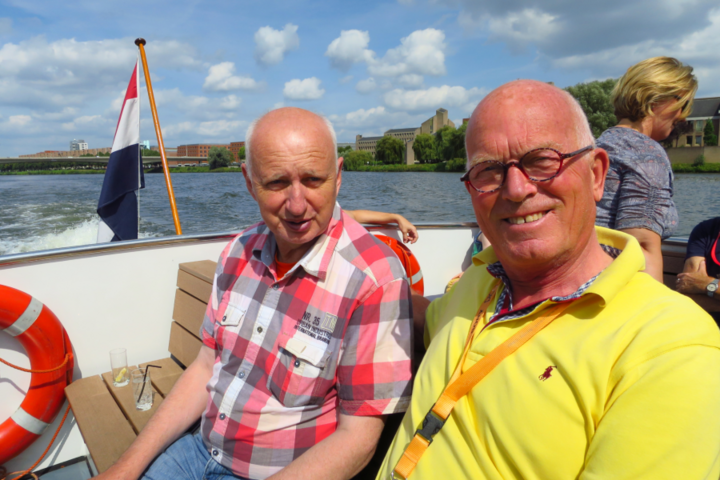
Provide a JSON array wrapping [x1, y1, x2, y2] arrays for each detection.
[[696, 121, 705, 132], [696, 135, 703, 146], [687, 135, 693, 145]]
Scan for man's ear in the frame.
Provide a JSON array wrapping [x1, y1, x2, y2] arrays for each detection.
[[336, 157, 344, 192], [590, 148, 609, 202], [241, 162, 257, 201]]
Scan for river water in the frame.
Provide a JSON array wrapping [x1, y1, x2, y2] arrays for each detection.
[[0, 172, 718, 256]]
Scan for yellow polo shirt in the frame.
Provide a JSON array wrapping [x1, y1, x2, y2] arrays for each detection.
[[378, 227, 720, 480]]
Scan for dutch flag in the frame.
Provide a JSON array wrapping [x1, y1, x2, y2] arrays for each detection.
[[97, 60, 146, 243]]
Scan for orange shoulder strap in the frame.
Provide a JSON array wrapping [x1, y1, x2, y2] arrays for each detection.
[[392, 287, 573, 479]]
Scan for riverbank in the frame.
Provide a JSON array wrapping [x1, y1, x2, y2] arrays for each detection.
[[4, 162, 718, 175], [0, 162, 466, 175], [671, 163, 720, 173]]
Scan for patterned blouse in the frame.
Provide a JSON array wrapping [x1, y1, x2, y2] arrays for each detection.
[[595, 127, 678, 239]]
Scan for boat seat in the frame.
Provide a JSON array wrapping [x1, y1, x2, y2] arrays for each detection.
[[65, 260, 214, 474]]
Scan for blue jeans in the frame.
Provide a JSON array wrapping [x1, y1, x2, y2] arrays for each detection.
[[142, 433, 249, 480]]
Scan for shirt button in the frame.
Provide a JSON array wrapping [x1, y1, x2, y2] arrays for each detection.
[[294, 360, 301, 367], [238, 371, 245, 378], [212, 449, 219, 456], [257, 326, 263, 333], [273, 284, 279, 289], [219, 413, 226, 420], [222, 315, 227, 321]]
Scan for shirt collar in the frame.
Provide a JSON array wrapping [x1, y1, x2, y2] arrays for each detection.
[[472, 226, 645, 307], [253, 202, 344, 281]]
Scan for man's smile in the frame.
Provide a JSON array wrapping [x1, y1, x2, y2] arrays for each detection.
[[504, 210, 550, 225]]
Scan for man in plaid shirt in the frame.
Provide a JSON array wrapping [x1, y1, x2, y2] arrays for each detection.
[[96, 107, 413, 480]]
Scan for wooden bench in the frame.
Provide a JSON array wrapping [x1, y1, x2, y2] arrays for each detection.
[[65, 260, 214, 473]]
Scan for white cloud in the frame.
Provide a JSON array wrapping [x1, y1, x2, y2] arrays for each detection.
[[550, 8, 720, 96], [397, 74, 424, 87], [197, 120, 247, 137], [356, 77, 377, 94], [368, 28, 447, 78], [254, 24, 300, 66], [203, 62, 262, 92], [283, 77, 325, 100], [9, 115, 31, 126], [61, 115, 106, 131], [339, 75, 353, 84], [440, 0, 718, 64], [0, 36, 203, 110], [154, 88, 241, 118], [325, 30, 374, 71], [384, 85, 486, 112]]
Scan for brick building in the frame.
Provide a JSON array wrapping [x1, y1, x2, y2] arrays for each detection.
[[176, 144, 230, 157], [229, 141, 245, 162]]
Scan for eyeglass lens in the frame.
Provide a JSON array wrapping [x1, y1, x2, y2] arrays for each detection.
[[468, 149, 563, 192]]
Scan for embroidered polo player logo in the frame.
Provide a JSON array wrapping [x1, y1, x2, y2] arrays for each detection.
[[539, 365, 558, 381]]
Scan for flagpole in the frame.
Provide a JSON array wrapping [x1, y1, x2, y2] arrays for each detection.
[[135, 37, 183, 235]]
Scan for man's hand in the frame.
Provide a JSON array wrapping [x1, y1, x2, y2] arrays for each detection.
[[677, 257, 715, 295], [396, 215, 419, 244]]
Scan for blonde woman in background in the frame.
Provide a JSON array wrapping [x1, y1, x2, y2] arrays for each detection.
[[595, 56, 697, 282]]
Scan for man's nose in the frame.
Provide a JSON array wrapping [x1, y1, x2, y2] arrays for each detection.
[[501, 164, 536, 202], [285, 183, 307, 217]]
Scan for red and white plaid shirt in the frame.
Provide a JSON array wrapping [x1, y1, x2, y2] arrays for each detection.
[[199, 203, 413, 479]]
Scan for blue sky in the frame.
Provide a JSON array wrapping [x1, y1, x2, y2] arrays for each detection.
[[1, 0, 719, 157]]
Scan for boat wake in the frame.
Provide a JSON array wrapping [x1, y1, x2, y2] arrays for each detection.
[[0, 218, 155, 256]]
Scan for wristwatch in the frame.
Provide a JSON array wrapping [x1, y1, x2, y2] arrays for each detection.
[[707, 279, 719, 298]]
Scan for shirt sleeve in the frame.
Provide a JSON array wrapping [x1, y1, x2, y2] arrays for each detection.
[[579, 345, 720, 479], [614, 151, 675, 237], [686, 219, 715, 260], [200, 242, 235, 349], [336, 278, 413, 416]]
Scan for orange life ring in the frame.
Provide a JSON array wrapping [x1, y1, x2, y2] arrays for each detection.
[[0, 285, 74, 465], [375, 235, 424, 296]]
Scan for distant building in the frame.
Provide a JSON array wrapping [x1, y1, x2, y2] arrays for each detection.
[[177, 144, 230, 158], [420, 108, 455, 135], [140, 140, 151, 150], [355, 108, 456, 164], [229, 141, 246, 161], [676, 97, 720, 147], [70, 139, 88, 151]]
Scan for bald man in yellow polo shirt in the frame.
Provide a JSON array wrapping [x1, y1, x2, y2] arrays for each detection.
[[378, 80, 720, 480]]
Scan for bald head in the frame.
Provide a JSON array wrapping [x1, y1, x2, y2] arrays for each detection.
[[466, 80, 594, 169], [244, 107, 338, 178]]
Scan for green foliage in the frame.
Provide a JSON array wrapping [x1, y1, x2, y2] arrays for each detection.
[[375, 136, 405, 164], [672, 163, 720, 173], [693, 154, 706, 166], [208, 146, 233, 170], [412, 134, 436, 163], [338, 145, 353, 157], [446, 158, 466, 172], [0, 160, 107, 172], [704, 120, 718, 146], [343, 150, 373, 171], [142, 149, 161, 157], [564, 78, 618, 138], [237, 146, 246, 160], [434, 124, 466, 162]]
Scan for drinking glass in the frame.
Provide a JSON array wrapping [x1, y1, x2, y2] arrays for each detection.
[[131, 368, 153, 411], [109, 348, 129, 387]]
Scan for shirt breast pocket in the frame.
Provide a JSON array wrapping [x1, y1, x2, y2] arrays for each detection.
[[267, 336, 334, 408]]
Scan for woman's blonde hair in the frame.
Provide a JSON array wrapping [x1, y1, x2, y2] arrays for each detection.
[[611, 56, 698, 122]]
